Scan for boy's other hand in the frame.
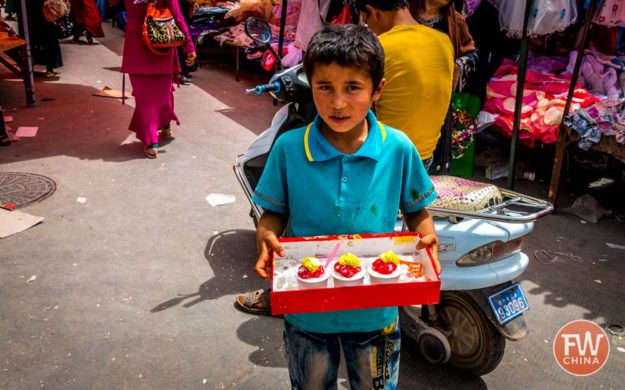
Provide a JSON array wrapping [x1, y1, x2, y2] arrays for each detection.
[[417, 234, 441, 275], [255, 231, 285, 279]]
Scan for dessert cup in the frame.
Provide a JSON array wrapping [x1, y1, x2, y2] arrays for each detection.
[[331, 261, 365, 287]]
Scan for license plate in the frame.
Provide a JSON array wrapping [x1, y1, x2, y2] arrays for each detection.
[[488, 283, 529, 325]]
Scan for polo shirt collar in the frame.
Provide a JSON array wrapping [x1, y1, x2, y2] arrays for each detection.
[[304, 110, 387, 162]]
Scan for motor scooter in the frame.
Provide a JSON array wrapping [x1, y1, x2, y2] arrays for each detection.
[[234, 18, 553, 376]]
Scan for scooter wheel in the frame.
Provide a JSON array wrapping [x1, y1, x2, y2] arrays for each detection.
[[433, 291, 505, 376]]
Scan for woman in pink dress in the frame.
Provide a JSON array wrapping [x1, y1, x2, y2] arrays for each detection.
[[121, 0, 196, 159]]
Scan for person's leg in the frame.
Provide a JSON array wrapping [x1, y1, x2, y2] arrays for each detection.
[[156, 80, 179, 140], [341, 317, 401, 390], [283, 320, 340, 390], [0, 108, 10, 146], [128, 74, 170, 157], [72, 24, 83, 41]]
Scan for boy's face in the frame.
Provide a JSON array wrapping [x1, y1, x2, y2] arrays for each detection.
[[310, 63, 384, 135]]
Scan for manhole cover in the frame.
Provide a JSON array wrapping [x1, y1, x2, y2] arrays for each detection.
[[0, 172, 56, 208]]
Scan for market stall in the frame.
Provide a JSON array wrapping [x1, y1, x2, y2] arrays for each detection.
[[189, 0, 356, 79], [478, 0, 624, 202], [548, 0, 625, 205], [0, 0, 35, 106]]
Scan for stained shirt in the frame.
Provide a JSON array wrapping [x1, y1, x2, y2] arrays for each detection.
[[252, 110, 437, 334]]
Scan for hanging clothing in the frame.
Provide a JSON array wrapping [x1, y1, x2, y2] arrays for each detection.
[[593, 0, 625, 27], [498, 0, 578, 38], [294, 0, 331, 50]]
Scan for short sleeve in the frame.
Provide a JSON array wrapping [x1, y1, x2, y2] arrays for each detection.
[[399, 140, 437, 213], [252, 138, 289, 214]]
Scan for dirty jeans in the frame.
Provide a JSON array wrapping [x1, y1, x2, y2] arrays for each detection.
[[283, 317, 401, 390]]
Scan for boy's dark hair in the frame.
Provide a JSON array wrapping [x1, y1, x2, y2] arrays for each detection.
[[303, 25, 385, 92], [355, 0, 408, 11]]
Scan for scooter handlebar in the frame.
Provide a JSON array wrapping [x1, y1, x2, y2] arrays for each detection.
[[246, 81, 282, 95]]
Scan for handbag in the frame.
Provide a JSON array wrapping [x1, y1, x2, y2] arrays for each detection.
[[55, 15, 74, 39], [42, 0, 70, 23], [142, 0, 185, 55], [450, 92, 481, 159]]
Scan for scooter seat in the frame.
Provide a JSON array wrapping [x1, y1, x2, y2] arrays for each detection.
[[430, 176, 502, 212]]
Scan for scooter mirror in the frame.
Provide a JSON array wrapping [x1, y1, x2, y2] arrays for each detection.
[[244, 17, 272, 45]]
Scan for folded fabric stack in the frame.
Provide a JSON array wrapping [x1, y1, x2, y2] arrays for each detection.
[[565, 99, 625, 150], [483, 58, 598, 147], [189, 6, 235, 43]]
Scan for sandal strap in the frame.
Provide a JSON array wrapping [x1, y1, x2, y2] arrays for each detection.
[[244, 288, 270, 308]]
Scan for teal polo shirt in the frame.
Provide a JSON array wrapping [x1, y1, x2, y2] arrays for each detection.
[[252, 110, 437, 334]]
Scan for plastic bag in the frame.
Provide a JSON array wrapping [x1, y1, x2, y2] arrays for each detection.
[[498, 0, 577, 38], [450, 92, 481, 159], [42, 0, 70, 23], [530, 0, 577, 36], [563, 194, 611, 223]]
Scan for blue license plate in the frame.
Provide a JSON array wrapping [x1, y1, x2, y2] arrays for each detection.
[[487, 283, 529, 325]]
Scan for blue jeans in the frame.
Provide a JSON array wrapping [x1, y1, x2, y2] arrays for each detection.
[[283, 317, 401, 390]]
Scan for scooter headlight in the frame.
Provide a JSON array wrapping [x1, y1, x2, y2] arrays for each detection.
[[456, 238, 523, 266]]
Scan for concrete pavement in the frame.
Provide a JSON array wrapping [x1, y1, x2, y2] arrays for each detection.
[[1, 23, 625, 390]]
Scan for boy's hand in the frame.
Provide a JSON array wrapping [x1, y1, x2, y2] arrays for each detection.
[[255, 230, 285, 279], [417, 233, 441, 275]]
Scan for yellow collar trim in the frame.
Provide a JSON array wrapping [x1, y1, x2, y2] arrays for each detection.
[[378, 121, 386, 142], [303, 120, 386, 163], [304, 123, 314, 162]]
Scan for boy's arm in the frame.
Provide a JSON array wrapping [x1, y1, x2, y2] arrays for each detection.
[[404, 208, 441, 274], [255, 210, 288, 279]]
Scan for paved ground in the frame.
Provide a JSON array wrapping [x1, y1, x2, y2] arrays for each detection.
[[1, 22, 625, 390]]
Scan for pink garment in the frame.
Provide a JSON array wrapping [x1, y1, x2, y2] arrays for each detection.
[[128, 74, 179, 146], [121, 0, 195, 75], [593, 0, 625, 27], [122, 0, 193, 147], [484, 59, 598, 147]]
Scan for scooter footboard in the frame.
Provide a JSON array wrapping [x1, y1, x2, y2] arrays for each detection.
[[428, 176, 553, 223]]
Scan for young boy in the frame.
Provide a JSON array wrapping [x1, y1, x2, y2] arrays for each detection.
[[251, 24, 439, 389]]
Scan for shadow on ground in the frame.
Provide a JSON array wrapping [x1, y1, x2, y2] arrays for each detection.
[[151, 229, 260, 312], [521, 211, 625, 326], [0, 79, 141, 163]]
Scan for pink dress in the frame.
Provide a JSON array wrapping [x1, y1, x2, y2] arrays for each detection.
[[121, 0, 195, 147]]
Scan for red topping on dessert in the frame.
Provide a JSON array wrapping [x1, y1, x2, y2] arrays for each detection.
[[372, 258, 397, 275], [334, 262, 362, 278], [298, 265, 325, 279]]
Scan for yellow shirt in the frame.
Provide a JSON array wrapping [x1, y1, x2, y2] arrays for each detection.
[[377, 25, 454, 159]]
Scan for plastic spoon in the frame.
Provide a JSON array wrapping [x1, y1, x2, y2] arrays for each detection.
[[324, 242, 341, 268]]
